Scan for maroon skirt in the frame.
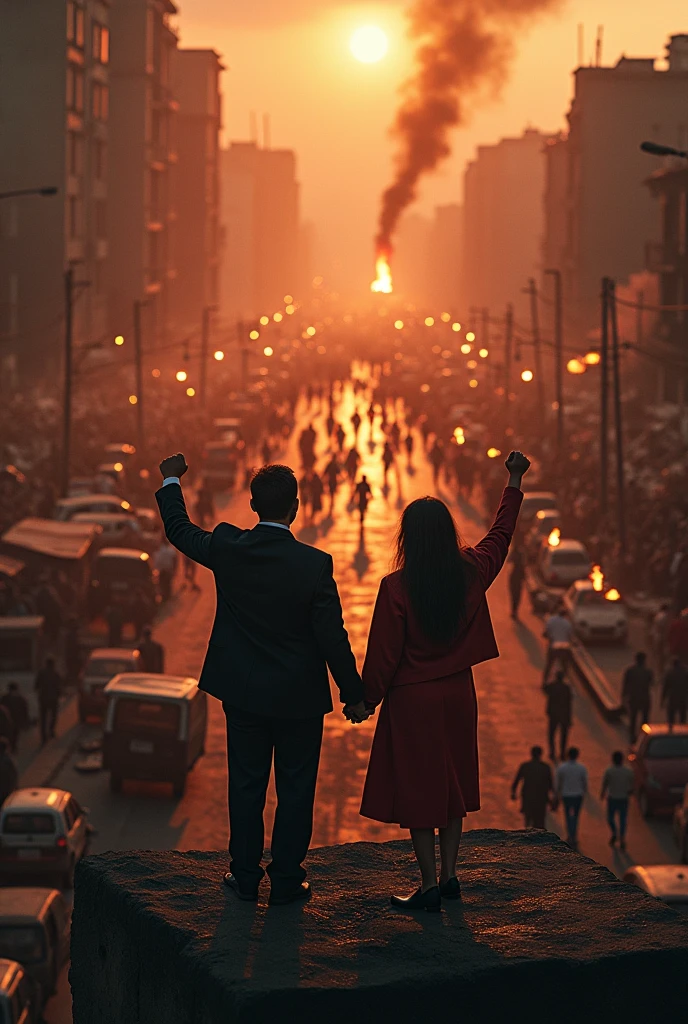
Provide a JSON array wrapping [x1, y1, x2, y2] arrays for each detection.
[[360, 669, 479, 829]]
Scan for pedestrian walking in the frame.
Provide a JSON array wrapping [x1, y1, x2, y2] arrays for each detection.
[[651, 602, 671, 676], [622, 651, 654, 744], [555, 747, 588, 848], [0, 684, 29, 753], [662, 657, 688, 728], [404, 432, 414, 464], [542, 606, 573, 682], [323, 455, 340, 511], [154, 540, 177, 602], [543, 670, 573, 762], [600, 750, 634, 849], [508, 545, 526, 619], [138, 626, 165, 673], [34, 656, 62, 746], [335, 423, 346, 452], [511, 746, 554, 828], [355, 475, 372, 526], [351, 410, 362, 439], [382, 442, 395, 483], [344, 446, 360, 484], [0, 738, 18, 808], [429, 439, 445, 487]]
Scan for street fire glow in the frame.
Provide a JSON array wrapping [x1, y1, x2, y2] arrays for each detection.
[[605, 588, 621, 601], [371, 253, 393, 293], [590, 565, 604, 591], [548, 527, 561, 547]]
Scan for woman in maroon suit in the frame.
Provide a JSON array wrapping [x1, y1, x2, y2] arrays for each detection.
[[360, 451, 530, 911]]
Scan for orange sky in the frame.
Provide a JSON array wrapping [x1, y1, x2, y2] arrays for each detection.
[[177, 1, 688, 294]]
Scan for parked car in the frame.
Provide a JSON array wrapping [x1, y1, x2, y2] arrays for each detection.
[[538, 538, 592, 588], [134, 508, 163, 553], [623, 865, 688, 914], [525, 509, 561, 559], [103, 673, 207, 798], [0, 889, 69, 1007], [0, 957, 39, 1023], [54, 494, 133, 521], [0, 789, 90, 888], [628, 724, 688, 817], [78, 647, 143, 723], [88, 547, 157, 617], [562, 579, 628, 644], [672, 783, 688, 862], [519, 491, 557, 523]]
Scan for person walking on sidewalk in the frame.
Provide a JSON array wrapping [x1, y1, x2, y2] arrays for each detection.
[[543, 670, 573, 762], [622, 651, 654, 744], [0, 684, 28, 753], [0, 739, 18, 807], [542, 606, 573, 682], [662, 657, 688, 728], [556, 747, 588, 848], [600, 750, 634, 849], [138, 626, 165, 674], [511, 746, 554, 829], [34, 656, 62, 746]]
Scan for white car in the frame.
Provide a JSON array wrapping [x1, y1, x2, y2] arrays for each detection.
[[623, 865, 688, 914], [0, 789, 90, 889], [525, 509, 562, 560], [520, 491, 557, 523], [538, 538, 592, 588], [563, 579, 628, 644]]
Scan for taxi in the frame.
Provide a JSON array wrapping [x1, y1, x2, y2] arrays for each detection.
[[0, 789, 90, 888], [562, 578, 628, 644], [623, 864, 688, 914]]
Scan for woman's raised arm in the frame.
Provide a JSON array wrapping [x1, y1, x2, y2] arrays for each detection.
[[469, 451, 530, 590]]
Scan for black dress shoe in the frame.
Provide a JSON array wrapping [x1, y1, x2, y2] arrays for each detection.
[[390, 886, 441, 912], [439, 876, 461, 900], [269, 881, 311, 906], [222, 872, 258, 901]]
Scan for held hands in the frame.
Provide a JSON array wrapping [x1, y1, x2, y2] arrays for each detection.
[[159, 453, 188, 481], [343, 700, 374, 725], [505, 450, 531, 488]]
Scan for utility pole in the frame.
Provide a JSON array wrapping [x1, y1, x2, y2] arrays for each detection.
[[545, 268, 564, 452], [504, 303, 513, 410], [61, 267, 74, 497], [600, 278, 610, 516], [635, 290, 644, 347], [133, 300, 145, 459], [608, 279, 626, 553], [523, 278, 545, 422], [481, 307, 492, 386], [200, 307, 211, 405]]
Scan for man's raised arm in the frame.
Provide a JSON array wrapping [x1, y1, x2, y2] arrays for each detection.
[[155, 453, 213, 568]]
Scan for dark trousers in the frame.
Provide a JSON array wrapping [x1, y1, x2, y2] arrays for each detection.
[[39, 702, 58, 745], [668, 700, 687, 728], [563, 795, 583, 843], [523, 802, 547, 829], [628, 703, 650, 744], [223, 703, 323, 896], [548, 718, 570, 761], [607, 797, 629, 840]]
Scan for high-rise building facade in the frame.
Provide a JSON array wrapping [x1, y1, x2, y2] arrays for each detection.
[[556, 37, 688, 329], [462, 128, 550, 324], [170, 49, 223, 331], [0, 0, 110, 382], [220, 142, 300, 319], [107, 0, 178, 346]]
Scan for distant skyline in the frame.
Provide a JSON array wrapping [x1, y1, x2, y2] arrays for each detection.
[[178, 1, 688, 294]]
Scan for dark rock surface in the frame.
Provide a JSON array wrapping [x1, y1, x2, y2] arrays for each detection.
[[71, 829, 688, 1023]]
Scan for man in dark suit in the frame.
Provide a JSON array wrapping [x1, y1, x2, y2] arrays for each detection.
[[156, 455, 367, 905]]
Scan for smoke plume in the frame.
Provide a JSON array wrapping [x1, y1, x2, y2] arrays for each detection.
[[376, 0, 560, 256]]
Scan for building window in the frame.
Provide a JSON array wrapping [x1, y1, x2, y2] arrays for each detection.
[[92, 23, 109, 64], [66, 66, 84, 112], [67, 132, 83, 176], [93, 139, 107, 180], [92, 83, 109, 121], [68, 196, 81, 239], [95, 200, 107, 239], [67, 3, 85, 47], [66, 1, 75, 42]]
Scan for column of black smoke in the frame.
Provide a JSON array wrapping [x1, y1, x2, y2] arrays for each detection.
[[375, 0, 560, 259]]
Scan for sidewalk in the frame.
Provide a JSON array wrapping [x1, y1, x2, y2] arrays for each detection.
[[17, 694, 82, 789]]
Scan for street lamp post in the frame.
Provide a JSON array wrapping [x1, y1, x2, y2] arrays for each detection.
[[544, 268, 564, 452], [608, 279, 627, 554]]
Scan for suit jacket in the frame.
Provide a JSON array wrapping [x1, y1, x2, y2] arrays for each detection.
[[362, 487, 523, 705], [155, 483, 363, 717]]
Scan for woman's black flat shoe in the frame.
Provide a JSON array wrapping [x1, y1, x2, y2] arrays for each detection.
[[439, 876, 461, 900], [390, 886, 441, 912]]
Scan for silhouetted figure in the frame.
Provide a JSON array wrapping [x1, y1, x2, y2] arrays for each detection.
[[323, 455, 340, 510], [556, 746, 587, 848], [382, 442, 395, 483], [542, 606, 573, 682], [662, 657, 688, 728], [0, 738, 18, 808], [335, 423, 346, 452], [310, 472, 324, 523], [508, 546, 526, 619], [261, 438, 272, 466], [355, 475, 372, 525], [511, 746, 553, 829], [429, 439, 445, 486], [600, 750, 634, 849], [351, 410, 362, 439], [344, 447, 360, 484], [622, 651, 654, 743], [138, 626, 165, 674], [543, 670, 573, 762], [154, 540, 177, 601], [35, 656, 62, 746], [404, 432, 414, 464]]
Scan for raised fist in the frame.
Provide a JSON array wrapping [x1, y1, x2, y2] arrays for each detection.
[[505, 451, 531, 478], [159, 453, 188, 480]]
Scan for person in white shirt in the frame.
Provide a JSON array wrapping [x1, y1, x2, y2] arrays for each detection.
[[542, 606, 574, 683], [600, 750, 635, 849], [555, 746, 588, 847]]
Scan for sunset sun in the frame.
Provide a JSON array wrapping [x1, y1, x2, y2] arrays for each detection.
[[349, 25, 388, 64]]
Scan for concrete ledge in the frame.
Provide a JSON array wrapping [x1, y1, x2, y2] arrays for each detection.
[[70, 830, 688, 1024]]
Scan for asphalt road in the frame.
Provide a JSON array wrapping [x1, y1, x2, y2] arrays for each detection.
[[42, 380, 680, 1022]]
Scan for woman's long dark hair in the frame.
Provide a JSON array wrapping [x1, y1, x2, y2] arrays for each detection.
[[394, 496, 475, 646]]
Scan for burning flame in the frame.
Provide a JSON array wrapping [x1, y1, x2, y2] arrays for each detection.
[[605, 588, 621, 602], [590, 565, 604, 592], [371, 254, 393, 294], [548, 527, 561, 547]]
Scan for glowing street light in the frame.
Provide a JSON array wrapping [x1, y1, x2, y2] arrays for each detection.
[[151, 368, 161, 378], [283, 294, 293, 304], [487, 447, 501, 458], [128, 394, 138, 405], [213, 350, 224, 361], [425, 316, 435, 327], [441, 312, 451, 322], [306, 326, 316, 337], [479, 348, 489, 358], [394, 320, 404, 330], [273, 312, 283, 322], [263, 346, 274, 357], [114, 335, 124, 346], [583, 351, 601, 365], [176, 370, 187, 382], [460, 343, 472, 355], [249, 330, 260, 340], [566, 358, 586, 375], [452, 322, 461, 332], [469, 379, 478, 388], [186, 387, 195, 397], [521, 369, 534, 382], [466, 331, 475, 342], [259, 316, 269, 326]]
